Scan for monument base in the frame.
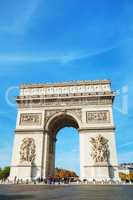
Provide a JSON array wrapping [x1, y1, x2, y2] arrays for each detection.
[[10, 162, 32, 181], [93, 166, 110, 181], [81, 163, 113, 181]]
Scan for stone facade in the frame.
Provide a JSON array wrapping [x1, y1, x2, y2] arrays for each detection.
[[10, 80, 119, 181]]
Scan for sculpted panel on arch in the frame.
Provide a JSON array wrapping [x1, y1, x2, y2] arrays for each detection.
[[45, 109, 82, 122], [90, 134, 109, 163], [86, 110, 110, 123], [20, 138, 36, 163], [19, 113, 42, 126]]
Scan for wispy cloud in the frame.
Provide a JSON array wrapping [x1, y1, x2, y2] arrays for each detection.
[[118, 141, 133, 149], [0, 0, 40, 35], [0, 38, 132, 64], [0, 46, 117, 64]]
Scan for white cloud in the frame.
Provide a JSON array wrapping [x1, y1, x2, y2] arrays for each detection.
[[0, 38, 132, 64], [0, 45, 116, 65]]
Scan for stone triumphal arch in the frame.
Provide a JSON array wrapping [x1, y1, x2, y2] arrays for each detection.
[[10, 80, 119, 181]]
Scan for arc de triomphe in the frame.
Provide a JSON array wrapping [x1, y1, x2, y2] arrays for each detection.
[[10, 80, 119, 181]]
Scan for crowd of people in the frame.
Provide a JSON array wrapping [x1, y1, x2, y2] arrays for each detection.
[[12, 176, 78, 185], [1, 176, 132, 185]]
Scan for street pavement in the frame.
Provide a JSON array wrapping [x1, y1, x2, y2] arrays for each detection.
[[0, 184, 133, 200]]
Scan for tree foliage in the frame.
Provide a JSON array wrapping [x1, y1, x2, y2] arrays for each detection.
[[55, 168, 78, 178], [0, 166, 10, 180], [119, 172, 133, 182]]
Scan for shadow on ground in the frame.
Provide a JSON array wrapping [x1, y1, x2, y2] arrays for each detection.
[[0, 194, 33, 200]]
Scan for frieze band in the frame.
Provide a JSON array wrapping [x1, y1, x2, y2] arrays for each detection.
[[86, 110, 110, 123], [19, 113, 42, 126]]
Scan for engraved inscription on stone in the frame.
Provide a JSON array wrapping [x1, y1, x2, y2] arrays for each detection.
[[19, 113, 42, 126], [86, 110, 110, 123], [20, 138, 36, 163]]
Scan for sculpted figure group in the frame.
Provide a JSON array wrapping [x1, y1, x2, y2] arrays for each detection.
[[20, 138, 36, 163], [90, 134, 109, 163]]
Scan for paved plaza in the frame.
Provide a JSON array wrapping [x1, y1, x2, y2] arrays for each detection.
[[0, 185, 133, 200]]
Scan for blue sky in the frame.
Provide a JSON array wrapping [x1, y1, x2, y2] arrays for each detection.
[[0, 0, 133, 174]]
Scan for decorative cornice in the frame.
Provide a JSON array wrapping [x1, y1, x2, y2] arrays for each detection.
[[11, 165, 42, 167], [20, 80, 111, 89], [78, 126, 116, 132], [17, 97, 113, 108], [16, 92, 115, 102], [15, 128, 44, 133]]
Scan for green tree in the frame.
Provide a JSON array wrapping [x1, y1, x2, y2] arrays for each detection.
[[119, 172, 131, 182], [0, 166, 10, 180]]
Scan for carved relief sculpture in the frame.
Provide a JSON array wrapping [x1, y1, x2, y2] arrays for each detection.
[[45, 109, 82, 122], [86, 111, 110, 123], [19, 97, 112, 109], [19, 113, 42, 126], [90, 135, 109, 163], [20, 138, 36, 163]]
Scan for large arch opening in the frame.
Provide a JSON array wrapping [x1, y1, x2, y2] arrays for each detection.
[[46, 113, 80, 177], [55, 127, 79, 176]]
